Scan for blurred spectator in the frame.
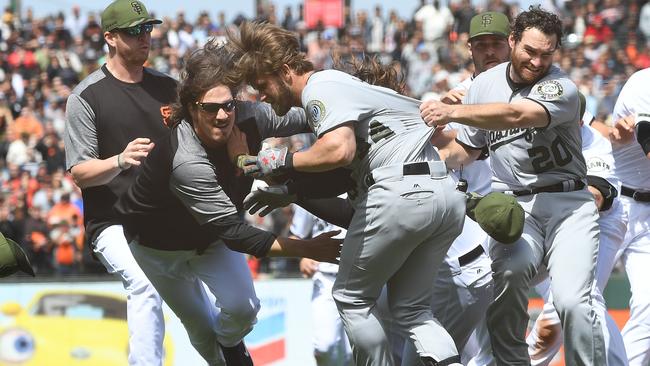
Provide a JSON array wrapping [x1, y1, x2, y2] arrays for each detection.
[[65, 6, 87, 38], [22, 205, 53, 274]]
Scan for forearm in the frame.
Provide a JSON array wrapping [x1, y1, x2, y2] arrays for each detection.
[[296, 197, 354, 229], [436, 139, 481, 170], [449, 103, 536, 130], [292, 145, 354, 172], [70, 156, 123, 188], [267, 237, 309, 257]]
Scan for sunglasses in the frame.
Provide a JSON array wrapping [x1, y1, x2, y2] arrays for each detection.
[[195, 100, 236, 114], [118, 23, 154, 37]]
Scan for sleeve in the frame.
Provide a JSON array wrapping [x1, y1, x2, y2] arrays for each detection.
[[254, 103, 312, 137], [296, 197, 354, 229], [289, 205, 314, 239], [170, 158, 239, 226], [526, 75, 580, 129], [302, 80, 374, 137], [612, 72, 638, 121], [64, 93, 98, 170], [455, 124, 487, 150], [202, 213, 276, 258], [286, 168, 355, 199]]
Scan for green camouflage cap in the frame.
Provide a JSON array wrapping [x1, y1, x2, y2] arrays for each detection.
[[101, 0, 162, 32], [466, 192, 524, 244], [0, 231, 35, 277], [469, 12, 510, 40]]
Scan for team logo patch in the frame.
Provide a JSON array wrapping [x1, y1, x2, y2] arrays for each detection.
[[586, 157, 610, 172], [306, 100, 325, 130], [481, 14, 493, 27], [131, 1, 143, 14], [536, 80, 563, 101]]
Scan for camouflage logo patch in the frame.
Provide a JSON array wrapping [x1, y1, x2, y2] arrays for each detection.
[[481, 14, 493, 27], [306, 100, 325, 130], [131, 1, 143, 14], [536, 80, 563, 101]]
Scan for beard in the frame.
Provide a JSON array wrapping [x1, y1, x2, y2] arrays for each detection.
[[510, 56, 550, 85], [269, 78, 294, 116]]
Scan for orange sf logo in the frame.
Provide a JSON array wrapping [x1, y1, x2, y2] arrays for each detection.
[[160, 105, 172, 127]]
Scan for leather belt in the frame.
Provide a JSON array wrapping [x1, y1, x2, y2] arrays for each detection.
[[621, 186, 650, 202], [458, 245, 485, 267], [510, 180, 585, 197]]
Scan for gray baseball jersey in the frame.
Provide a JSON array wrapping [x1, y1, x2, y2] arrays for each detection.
[[456, 63, 585, 190], [302, 70, 438, 205]]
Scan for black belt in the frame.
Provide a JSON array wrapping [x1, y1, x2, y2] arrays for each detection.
[[364, 162, 432, 187], [511, 180, 585, 197], [621, 186, 650, 202], [458, 245, 484, 267]]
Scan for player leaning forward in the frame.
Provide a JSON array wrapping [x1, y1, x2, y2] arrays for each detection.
[[420, 7, 606, 366], [227, 22, 468, 366]]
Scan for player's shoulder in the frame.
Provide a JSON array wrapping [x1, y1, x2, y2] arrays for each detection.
[[624, 67, 650, 87], [471, 62, 508, 86], [72, 66, 107, 96], [144, 67, 178, 86], [581, 124, 612, 153]]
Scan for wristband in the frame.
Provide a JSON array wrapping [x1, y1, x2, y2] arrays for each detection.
[[117, 153, 128, 170]]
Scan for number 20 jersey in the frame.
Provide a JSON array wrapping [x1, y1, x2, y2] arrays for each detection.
[[456, 62, 586, 191]]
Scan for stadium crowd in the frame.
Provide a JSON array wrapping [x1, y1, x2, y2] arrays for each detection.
[[0, 0, 648, 276]]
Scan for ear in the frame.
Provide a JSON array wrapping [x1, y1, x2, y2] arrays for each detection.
[[467, 41, 473, 57], [104, 31, 117, 48], [508, 34, 515, 50]]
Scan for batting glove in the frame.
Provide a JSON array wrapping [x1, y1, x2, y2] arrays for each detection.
[[235, 154, 260, 176], [253, 146, 294, 177], [243, 184, 297, 216]]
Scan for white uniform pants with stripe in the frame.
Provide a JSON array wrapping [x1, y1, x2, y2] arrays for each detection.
[[129, 240, 259, 366], [93, 225, 165, 366]]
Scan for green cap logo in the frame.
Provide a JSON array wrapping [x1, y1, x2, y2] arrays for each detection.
[[466, 192, 524, 244], [469, 12, 510, 40], [101, 0, 162, 32]]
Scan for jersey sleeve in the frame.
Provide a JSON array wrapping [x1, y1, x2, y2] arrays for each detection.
[[526, 75, 580, 129], [455, 124, 487, 149], [289, 205, 315, 239], [582, 126, 619, 188], [170, 158, 238, 225], [246, 101, 312, 138], [64, 93, 98, 170], [302, 80, 374, 137]]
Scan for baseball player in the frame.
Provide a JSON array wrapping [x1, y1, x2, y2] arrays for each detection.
[[592, 67, 650, 366], [113, 43, 342, 366], [401, 12, 511, 365], [64, 2, 173, 364], [420, 7, 607, 365], [289, 204, 352, 366], [228, 22, 468, 366], [524, 97, 628, 365]]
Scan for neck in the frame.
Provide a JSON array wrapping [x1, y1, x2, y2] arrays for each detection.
[[106, 55, 144, 83], [291, 70, 315, 106]]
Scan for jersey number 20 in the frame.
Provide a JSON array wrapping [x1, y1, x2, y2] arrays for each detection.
[[527, 137, 572, 173]]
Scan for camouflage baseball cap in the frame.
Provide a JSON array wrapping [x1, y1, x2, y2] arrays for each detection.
[[469, 12, 510, 40], [466, 192, 524, 244], [101, 0, 162, 32], [0, 232, 35, 277]]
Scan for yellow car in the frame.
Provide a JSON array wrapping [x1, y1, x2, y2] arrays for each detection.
[[0, 290, 173, 365]]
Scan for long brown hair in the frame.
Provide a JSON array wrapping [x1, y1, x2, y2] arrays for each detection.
[[169, 40, 237, 126], [225, 22, 314, 85], [332, 53, 405, 94]]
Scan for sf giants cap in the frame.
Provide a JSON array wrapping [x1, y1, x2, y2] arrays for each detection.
[[101, 0, 162, 32], [0, 231, 35, 277], [466, 192, 524, 244], [469, 12, 510, 40]]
